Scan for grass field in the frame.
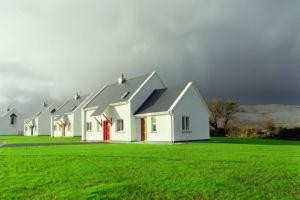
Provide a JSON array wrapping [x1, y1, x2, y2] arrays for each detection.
[[0, 137, 299, 199]]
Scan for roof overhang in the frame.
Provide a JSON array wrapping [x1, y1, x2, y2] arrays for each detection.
[[134, 111, 170, 117], [109, 101, 127, 106], [83, 106, 98, 111]]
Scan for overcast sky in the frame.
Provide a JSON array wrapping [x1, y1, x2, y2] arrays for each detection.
[[0, 0, 299, 115]]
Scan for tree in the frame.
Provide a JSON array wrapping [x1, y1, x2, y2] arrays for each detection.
[[222, 100, 238, 133], [208, 99, 223, 130]]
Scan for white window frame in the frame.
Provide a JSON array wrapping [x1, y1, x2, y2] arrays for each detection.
[[151, 116, 157, 133], [86, 122, 92, 131], [182, 116, 190, 132], [96, 122, 101, 132], [116, 119, 124, 132]]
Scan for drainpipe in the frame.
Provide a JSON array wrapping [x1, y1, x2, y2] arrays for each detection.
[[170, 114, 174, 143]]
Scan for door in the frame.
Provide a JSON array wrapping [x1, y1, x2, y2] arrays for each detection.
[[141, 118, 147, 141], [103, 121, 110, 141], [30, 127, 33, 136]]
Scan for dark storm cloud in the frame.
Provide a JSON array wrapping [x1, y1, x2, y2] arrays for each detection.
[[0, 0, 299, 115]]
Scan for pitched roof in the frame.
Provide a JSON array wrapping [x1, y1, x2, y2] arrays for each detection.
[[87, 73, 151, 117], [54, 94, 90, 117], [134, 85, 186, 115], [30, 103, 54, 119], [1, 108, 21, 118]]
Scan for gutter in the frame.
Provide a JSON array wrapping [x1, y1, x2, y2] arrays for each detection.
[[134, 111, 170, 117]]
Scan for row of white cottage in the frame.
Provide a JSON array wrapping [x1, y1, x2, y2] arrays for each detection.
[[21, 71, 210, 142]]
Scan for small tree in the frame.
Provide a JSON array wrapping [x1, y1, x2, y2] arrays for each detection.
[[222, 100, 238, 134], [208, 99, 223, 130]]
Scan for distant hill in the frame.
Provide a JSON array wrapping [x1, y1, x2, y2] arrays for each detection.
[[232, 104, 300, 128]]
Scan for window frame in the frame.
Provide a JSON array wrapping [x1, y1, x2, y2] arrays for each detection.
[[116, 119, 124, 132], [96, 122, 101, 132], [151, 116, 157, 133], [182, 116, 191, 132], [86, 122, 92, 132]]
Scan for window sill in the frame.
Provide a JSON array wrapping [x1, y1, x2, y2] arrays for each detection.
[[151, 131, 157, 133], [117, 131, 125, 133], [181, 130, 192, 133]]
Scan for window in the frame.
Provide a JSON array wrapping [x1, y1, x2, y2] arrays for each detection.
[[116, 119, 124, 132], [10, 114, 17, 125], [86, 122, 92, 131], [182, 116, 190, 131], [96, 122, 101, 132], [25, 126, 28, 131], [53, 125, 57, 131], [151, 117, 157, 132]]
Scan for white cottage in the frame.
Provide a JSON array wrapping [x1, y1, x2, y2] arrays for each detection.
[[0, 107, 24, 135], [82, 71, 210, 143], [134, 82, 210, 142], [24, 102, 56, 136], [51, 93, 93, 137]]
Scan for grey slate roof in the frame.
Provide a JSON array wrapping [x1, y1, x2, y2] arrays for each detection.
[[134, 85, 186, 115], [87, 73, 151, 117], [31, 104, 53, 119], [54, 95, 89, 117]]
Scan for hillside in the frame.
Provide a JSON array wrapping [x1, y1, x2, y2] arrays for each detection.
[[233, 104, 300, 128]]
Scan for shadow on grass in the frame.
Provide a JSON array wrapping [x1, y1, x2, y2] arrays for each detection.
[[209, 137, 300, 146]]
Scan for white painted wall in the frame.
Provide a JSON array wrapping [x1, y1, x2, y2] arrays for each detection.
[[143, 114, 173, 142], [72, 108, 83, 137], [109, 104, 132, 141], [83, 105, 133, 142], [172, 86, 210, 141], [0, 109, 23, 135], [64, 114, 74, 137], [35, 104, 55, 135], [51, 117, 63, 137], [24, 122, 32, 136], [83, 109, 102, 141], [24, 104, 55, 136], [130, 72, 165, 140], [32, 118, 39, 136]]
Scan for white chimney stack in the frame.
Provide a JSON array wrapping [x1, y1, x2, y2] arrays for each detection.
[[118, 73, 126, 85], [74, 92, 80, 100]]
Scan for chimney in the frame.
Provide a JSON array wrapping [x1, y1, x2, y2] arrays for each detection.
[[74, 92, 80, 100], [118, 73, 126, 85]]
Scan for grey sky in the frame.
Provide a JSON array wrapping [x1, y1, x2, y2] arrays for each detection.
[[0, 0, 299, 115]]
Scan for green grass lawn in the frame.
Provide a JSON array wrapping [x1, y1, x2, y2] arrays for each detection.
[[0, 137, 299, 199], [0, 136, 81, 144]]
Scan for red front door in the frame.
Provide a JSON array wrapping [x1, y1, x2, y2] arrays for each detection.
[[103, 121, 110, 141]]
